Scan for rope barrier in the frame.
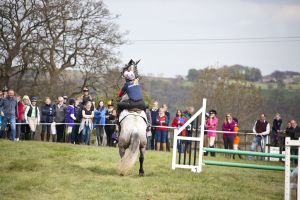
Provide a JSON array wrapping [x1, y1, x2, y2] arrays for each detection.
[[3, 122, 266, 136]]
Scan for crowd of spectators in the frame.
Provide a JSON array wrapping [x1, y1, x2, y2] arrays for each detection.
[[1, 86, 299, 159], [0, 87, 118, 146]]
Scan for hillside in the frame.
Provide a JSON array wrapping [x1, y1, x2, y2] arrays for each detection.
[[0, 140, 289, 200], [142, 70, 300, 128]]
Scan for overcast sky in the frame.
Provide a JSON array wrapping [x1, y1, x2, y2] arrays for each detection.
[[107, 0, 300, 77]]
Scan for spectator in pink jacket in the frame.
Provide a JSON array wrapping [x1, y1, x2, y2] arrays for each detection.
[[222, 113, 236, 153], [205, 109, 218, 156]]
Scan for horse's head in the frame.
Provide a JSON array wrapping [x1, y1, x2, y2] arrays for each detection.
[[122, 59, 141, 79]]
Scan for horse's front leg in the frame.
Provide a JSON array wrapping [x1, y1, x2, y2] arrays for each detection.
[[139, 147, 145, 176]]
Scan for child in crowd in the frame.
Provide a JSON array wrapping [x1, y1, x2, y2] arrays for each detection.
[[233, 117, 242, 159], [155, 108, 169, 152]]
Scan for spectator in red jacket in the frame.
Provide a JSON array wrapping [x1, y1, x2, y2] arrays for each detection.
[[155, 108, 169, 151], [171, 110, 188, 153], [17, 95, 31, 141]]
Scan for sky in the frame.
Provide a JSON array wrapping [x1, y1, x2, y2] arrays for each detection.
[[106, 0, 300, 77]]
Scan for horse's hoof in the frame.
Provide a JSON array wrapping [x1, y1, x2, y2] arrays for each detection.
[[139, 171, 144, 176], [119, 172, 125, 176]]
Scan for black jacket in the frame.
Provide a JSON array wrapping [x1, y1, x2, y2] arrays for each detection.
[[41, 104, 56, 123], [272, 119, 282, 132], [74, 104, 83, 123]]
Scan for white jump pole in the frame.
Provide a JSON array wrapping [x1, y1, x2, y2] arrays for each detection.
[[197, 98, 206, 173], [285, 137, 300, 200], [172, 129, 178, 170], [285, 137, 291, 200], [298, 139, 300, 200], [171, 98, 207, 172]]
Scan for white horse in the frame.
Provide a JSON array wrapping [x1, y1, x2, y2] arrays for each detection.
[[118, 110, 147, 176]]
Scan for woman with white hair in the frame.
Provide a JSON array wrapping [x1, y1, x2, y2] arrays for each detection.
[[16, 95, 31, 141]]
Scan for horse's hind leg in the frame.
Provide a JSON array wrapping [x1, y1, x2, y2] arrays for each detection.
[[119, 147, 126, 158], [139, 147, 145, 176], [118, 132, 130, 158]]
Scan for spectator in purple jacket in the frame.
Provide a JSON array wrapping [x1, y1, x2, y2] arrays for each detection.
[[65, 98, 76, 143], [222, 113, 235, 153]]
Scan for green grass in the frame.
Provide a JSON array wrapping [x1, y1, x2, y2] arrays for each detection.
[[0, 140, 291, 200]]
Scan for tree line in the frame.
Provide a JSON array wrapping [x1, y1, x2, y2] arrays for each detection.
[[0, 0, 124, 98]]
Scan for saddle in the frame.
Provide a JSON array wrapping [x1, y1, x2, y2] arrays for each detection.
[[128, 108, 143, 113], [119, 109, 148, 124]]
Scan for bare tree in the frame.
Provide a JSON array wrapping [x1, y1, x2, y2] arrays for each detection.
[[34, 0, 124, 94], [0, 0, 41, 88]]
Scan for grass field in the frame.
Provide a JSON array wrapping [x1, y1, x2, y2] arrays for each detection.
[[0, 140, 292, 200]]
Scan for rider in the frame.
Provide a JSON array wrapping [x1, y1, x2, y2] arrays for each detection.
[[117, 60, 146, 112]]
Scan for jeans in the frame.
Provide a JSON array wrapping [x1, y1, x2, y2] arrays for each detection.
[[82, 125, 91, 145], [248, 135, 267, 160], [1, 115, 16, 141]]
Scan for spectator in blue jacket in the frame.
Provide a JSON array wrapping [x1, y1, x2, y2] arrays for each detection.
[[40, 97, 56, 142], [0, 89, 18, 141], [94, 100, 107, 146]]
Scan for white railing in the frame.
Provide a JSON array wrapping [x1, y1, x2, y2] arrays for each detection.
[[171, 98, 206, 173]]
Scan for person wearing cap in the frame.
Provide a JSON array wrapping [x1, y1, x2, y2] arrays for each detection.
[[117, 63, 146, 112], [0, 89, 18, 141], [81, 87, 92, 104], [205, 109, 218, 156], [24, 97, 40, 140]]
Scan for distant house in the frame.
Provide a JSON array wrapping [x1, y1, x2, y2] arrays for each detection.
[[262, 75, 276, 83]]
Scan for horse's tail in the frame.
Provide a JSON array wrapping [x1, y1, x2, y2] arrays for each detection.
[[119, 128, 140, 175]]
